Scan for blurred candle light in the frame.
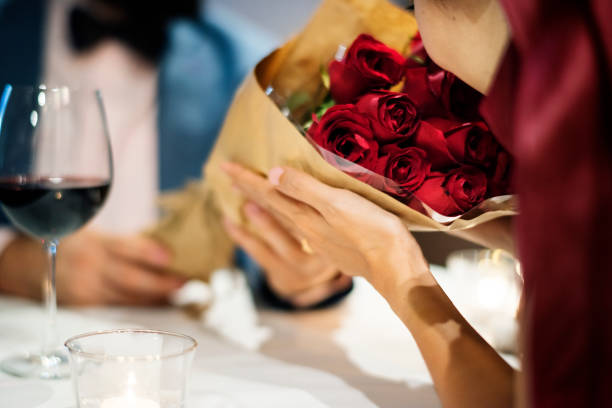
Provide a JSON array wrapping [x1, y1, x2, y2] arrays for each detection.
[[65, 330, 196, 408], [476, 275, 509, 310], [100, 371, 160, 408], [444, 249, 522, 353]]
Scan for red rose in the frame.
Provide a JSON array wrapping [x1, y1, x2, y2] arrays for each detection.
[[446, 166, 488, 210], [413, 120, 457, 169], [415, 166, 488, 216], [356, 91, 419, 141], [445, 122, 499, 166], [307, 104, 379, 171], [378, 145, 431, 196], [401, 66, 438, 115], [403, 62, 482, 120], [329, 34, 405, 104]]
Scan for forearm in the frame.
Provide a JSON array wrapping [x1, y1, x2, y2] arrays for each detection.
[[383, 271, 515, 408], [0, 234, 46, 299]]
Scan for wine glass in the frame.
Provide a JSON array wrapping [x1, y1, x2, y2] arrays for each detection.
[[0, 84, 113, 379]]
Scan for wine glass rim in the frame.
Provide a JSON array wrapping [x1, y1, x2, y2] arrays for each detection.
[[64, 329, 198, 361]]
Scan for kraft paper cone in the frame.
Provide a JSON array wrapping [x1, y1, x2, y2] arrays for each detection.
[[149, 0, 517, 280]]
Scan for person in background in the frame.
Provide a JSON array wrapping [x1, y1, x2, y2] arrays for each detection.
[[0, 0, 352, 308]]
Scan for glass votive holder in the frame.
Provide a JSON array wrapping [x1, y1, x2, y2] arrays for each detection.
[[65, 329, 197, 408], [445, 249, 522, 353]]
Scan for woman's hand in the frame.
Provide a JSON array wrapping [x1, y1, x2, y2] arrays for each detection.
[[222, 162, 515, 408], [0, 230, 186, 305], [221, 162, 430, 297], [223, 201, 352, 308]]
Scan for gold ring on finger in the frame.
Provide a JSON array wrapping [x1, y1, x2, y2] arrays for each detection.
[[299, 238, 314, 255]]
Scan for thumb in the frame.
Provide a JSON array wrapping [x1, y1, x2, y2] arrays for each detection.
[[268, 167, 340, 216]]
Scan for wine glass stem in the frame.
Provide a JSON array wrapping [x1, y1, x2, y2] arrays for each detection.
[[42, 239, 59, 356]]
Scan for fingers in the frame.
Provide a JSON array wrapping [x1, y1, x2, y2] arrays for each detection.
[[222, 162, 363, 223], [243, 201, 303, 261], [102, 234, 172, 269], [267, 166, 342, 216], [268, 166, 408, 243], [221, 163, 329, 238], [103, 260, 185, 299], [223, 217, 336, 297], [223, 217, 287, 279], [289, 274, 353, 308], [221, 162, 298, 217]]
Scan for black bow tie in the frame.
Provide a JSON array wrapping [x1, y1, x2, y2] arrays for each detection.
[[68, 2, 198, 62]]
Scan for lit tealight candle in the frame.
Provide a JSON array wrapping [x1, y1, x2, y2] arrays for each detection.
[[100, 396, 160, 408]]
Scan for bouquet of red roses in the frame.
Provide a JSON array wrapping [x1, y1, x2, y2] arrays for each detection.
[[286, 33, 513, 221], [151, 0, 517, 281]]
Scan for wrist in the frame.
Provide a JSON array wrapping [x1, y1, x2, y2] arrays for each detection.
[[367, 241, 433, 311], [383, 269, 437, 320]]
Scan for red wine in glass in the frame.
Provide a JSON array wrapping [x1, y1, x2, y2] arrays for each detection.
[[0, 85, 113, 379], [0, 176, 110, 240]]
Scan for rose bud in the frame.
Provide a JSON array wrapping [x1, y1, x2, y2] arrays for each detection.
[[445, 121, 499, 167], [307, 104, 379, 171], [329, 34, 405, 104], [413, 120, 457, 169], [378, 145, 431, 196], [415, 166, 488, 216], [445, 166, 488, 211], [356, 91, 420, 142]]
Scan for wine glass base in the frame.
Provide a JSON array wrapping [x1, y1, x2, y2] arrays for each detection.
[[0, 349, 70, 379]]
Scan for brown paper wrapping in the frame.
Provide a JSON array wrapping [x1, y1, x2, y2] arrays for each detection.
[[148, 0, 517, 280]]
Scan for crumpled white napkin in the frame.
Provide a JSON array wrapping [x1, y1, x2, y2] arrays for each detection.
[[171, 269, 272, 351]]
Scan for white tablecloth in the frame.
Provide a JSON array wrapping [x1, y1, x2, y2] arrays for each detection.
[[0, 276, 441, 408]]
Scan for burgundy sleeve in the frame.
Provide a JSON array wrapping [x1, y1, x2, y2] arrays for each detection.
[[481, 2, 612, 406]]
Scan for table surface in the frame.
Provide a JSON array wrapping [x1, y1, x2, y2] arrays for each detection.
[[0, 273, 442, 408]]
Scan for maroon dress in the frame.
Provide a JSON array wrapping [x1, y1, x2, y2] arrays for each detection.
[[481, 1, 612, 406]]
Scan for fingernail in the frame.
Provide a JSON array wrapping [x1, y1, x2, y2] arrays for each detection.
[[268, 167, 284, 186], [244, 201, 263, 217]]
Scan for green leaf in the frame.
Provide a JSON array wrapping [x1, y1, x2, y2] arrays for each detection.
[[320, 64, 330, 89], [303, 119, 314, 132], [409, 54, 426, 65], [315, 96, 335, 119]]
